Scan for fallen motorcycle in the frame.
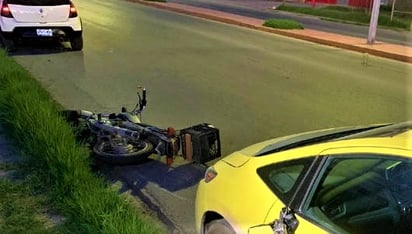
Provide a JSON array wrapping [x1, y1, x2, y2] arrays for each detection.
[[61, 86, 221, 165]]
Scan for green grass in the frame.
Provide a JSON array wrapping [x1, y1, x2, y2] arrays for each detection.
[[0, 160, 78, 234], [263, 19, 304, 29], [0, 49, 166, 234], [0, 175, 61, 234], [276, 4, 411, 30]]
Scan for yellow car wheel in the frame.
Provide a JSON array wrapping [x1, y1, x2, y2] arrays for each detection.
[[205, 219, 235, 234]]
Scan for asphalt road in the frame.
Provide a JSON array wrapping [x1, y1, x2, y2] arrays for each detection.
[[168, 0, 412, 46], [8, 0, 412, 233]]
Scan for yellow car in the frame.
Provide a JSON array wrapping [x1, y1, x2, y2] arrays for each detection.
[[195, 121, 412, 234]]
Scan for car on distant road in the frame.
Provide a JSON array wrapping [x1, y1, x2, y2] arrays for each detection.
[[0, 0, 82, 50], [195, 121, 412, 234]]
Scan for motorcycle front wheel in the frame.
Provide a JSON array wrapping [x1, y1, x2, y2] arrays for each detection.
[[93, 139, 154, 165]]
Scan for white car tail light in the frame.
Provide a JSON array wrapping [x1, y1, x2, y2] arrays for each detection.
[[1, 0, 13, 18], [69, 1, 78, 18]]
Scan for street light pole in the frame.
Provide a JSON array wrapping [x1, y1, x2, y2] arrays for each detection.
[[367, 0, 381, 44], [390, 0, 396, 21]]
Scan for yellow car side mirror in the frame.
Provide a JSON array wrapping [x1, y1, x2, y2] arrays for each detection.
[[248, 225, 274, 234]]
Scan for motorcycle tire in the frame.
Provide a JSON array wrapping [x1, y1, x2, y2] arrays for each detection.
[[93, 139, 154, 165]]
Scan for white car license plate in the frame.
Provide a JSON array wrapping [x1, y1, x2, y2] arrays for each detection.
[[36, 29, 53, 37]]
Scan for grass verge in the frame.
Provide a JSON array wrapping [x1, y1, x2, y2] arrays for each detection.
[[0, 49, 166, 234], [0, 172, 61, 234], [263, 19, 304, 29], [276, 5, 411, 31]]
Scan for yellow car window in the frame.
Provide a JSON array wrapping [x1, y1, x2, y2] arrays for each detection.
[[257, 157, 315, 204], [305, 155, 412, 234]]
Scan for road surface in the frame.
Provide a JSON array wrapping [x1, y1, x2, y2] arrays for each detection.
[[9, 0, 412, 233]]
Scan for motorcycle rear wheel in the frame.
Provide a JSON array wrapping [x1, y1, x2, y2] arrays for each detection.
[[93, 139, 154, 165]]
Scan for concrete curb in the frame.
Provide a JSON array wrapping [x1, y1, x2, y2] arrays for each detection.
[[130, 0, 412, 64]]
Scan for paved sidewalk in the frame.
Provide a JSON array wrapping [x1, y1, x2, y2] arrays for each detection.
[[134, 0, 412, 63]]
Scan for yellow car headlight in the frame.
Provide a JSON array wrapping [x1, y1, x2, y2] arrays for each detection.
[[204, 166, 218, 183]]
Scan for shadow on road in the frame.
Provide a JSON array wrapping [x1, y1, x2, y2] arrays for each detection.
[[1, 40, 72, 56], [95, 158, 206, 233], [105, 158, 206, 192]]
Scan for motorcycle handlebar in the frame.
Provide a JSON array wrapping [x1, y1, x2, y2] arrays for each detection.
[[142, 88, 147, 107]]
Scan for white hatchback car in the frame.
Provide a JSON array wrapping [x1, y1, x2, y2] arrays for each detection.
[[0, 0, 82, 50]]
